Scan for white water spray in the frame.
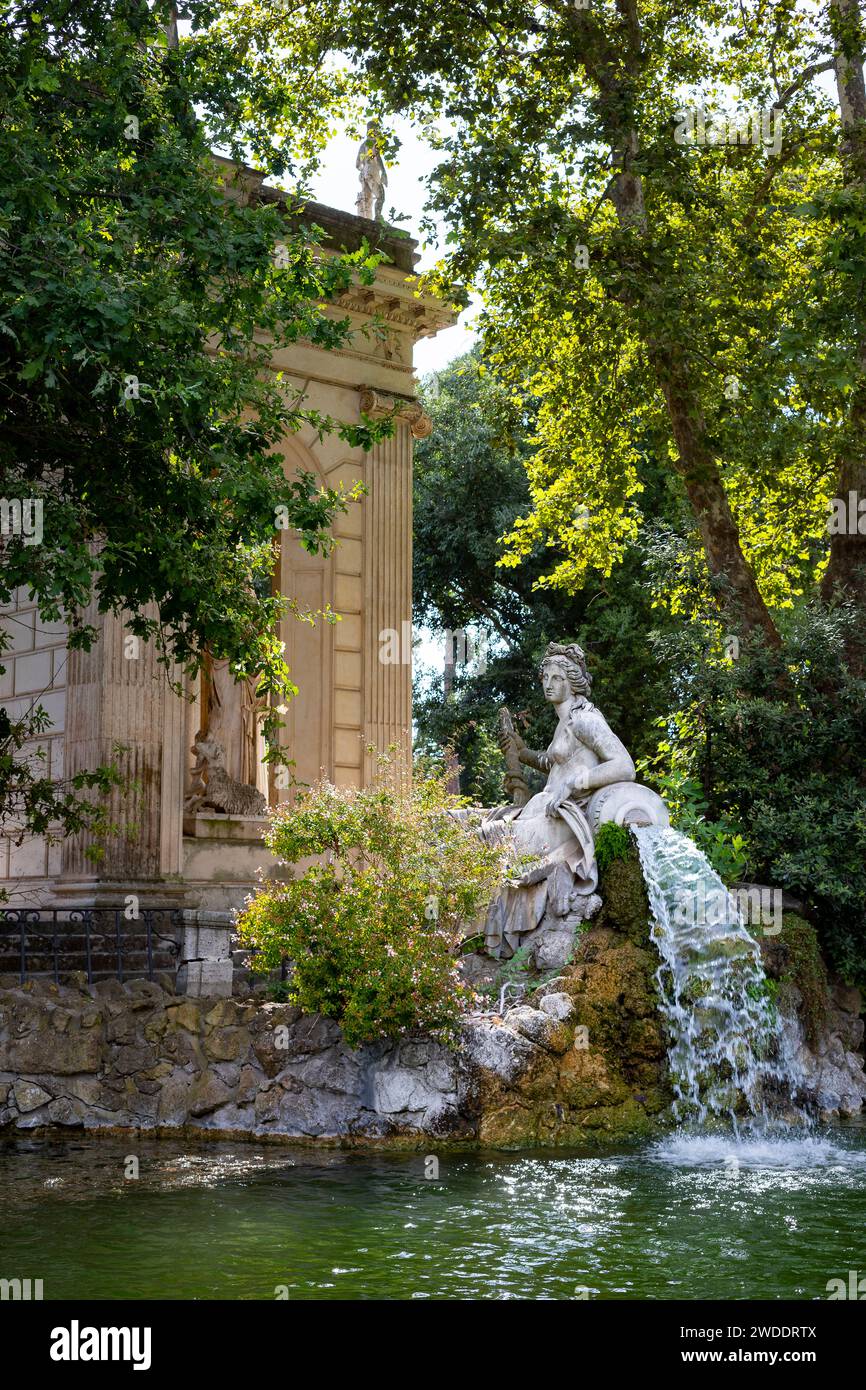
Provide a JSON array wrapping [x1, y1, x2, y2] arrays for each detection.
[[633, 824, 803, 1130]]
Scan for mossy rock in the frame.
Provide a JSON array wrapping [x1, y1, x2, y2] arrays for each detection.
[[478, 1101, 538, 1147], [595, 841, 652, 945], [761, 912, 829, 1051], [558, 928, 671, 1115], [568, 1097, 665, 1142], [556, 1046, 632, 1110], [571, 936, 661, 1037], [468, 836, 674, 1148]]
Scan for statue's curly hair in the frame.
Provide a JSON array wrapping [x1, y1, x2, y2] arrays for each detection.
[[539, 641, 592, 697]]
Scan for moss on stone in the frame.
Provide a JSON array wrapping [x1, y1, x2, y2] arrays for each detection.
[[776, 913, 829, 1051], [595, 842, 652, 945], [594, 822, 633, 875], [569, 935, 665, 1082]]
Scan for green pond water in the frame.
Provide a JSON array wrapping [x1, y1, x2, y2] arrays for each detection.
[[2, 1127, 866, 1300]]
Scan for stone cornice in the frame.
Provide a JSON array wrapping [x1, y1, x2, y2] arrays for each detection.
[[359, 389, 433, 439], [211, 155, 459, 343], [336, 276, 455, 342]]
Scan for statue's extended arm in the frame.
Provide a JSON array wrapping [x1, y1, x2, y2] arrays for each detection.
[[518, 746, 551, 774]]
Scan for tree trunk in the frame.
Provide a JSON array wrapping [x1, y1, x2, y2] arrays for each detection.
[[650, 345, 782, 647], [822, 0, 866, 651], [442, 634, 462, 795], [601, 2, 780, 646]]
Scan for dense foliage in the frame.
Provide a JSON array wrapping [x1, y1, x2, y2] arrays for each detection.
[[5, 3, 866, 998], [413, 352, 678, 799], [643, 606, 866, 985], [0, 0, 387, 853], [236, 763, 506, 1046], [263, 1, 865, 650]]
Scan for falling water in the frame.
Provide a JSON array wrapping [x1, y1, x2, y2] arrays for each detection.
[[632, 824, 802, 1130]]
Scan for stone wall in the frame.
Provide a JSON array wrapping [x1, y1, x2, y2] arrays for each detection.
[[0, 880, 677, 1145], [0, 961, 668, 1145]]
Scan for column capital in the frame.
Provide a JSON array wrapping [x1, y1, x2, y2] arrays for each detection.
[[358, 388, 433, 439]]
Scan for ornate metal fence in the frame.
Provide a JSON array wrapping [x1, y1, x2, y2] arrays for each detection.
[[0, 908, 182, 986]]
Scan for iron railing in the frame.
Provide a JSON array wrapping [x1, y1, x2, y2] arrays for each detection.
[[0, 908, 182, 985]]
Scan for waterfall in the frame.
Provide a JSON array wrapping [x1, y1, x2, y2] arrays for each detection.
[[632, 824, 802, 1130]]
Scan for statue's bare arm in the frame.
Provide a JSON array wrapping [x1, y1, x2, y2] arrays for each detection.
[[518, 745, 551, 773], [498, 708, 550, 773], [544, 709, 635, 813]]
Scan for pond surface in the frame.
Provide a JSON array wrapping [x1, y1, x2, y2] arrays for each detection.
[[2, 1127, 865, 1300]]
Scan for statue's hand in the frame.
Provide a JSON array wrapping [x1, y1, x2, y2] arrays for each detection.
[[543, 791, 564, 818], [498, 707, 525, 759]]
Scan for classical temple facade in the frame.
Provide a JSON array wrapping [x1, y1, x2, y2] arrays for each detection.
[[1, 162, 455, 970]]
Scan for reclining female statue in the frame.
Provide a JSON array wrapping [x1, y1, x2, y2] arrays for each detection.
[[466, 641, 667, 957]]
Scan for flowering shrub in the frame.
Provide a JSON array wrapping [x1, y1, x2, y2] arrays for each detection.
[[236, 761, 506, 1047]]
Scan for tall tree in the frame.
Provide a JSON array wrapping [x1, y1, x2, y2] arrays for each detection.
[[267, 0, 851, 645], [721, 0, 866, 665], [413, 352, 678, 797], [823, 0, 866, 619]]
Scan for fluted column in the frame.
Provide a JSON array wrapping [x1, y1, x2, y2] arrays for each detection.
[[360, 390, 430, 784], [56, 601, 186, 906]]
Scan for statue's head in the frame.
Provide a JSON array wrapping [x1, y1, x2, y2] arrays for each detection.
[[539, 642, 592, 702], [193, 734, 226, 770]]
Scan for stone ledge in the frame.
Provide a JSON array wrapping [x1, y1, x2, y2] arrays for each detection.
[[183, 815, 270, 842]]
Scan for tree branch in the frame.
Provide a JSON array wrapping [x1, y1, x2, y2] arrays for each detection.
[[774, 57, 836, 110]]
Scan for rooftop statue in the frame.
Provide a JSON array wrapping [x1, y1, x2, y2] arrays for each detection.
[[355, 121, 387, 221], [464, 641, 668, 957]]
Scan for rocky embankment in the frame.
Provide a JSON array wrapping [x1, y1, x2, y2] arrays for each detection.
[[761, 914, 866, 1118], [1, 849, 863, 1143]]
